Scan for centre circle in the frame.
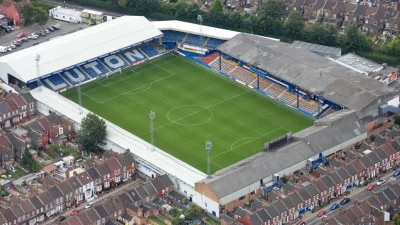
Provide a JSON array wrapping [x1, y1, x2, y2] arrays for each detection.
[[167, 105, 213, 126]]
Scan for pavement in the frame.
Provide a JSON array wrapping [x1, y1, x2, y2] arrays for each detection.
[[38, 0, 123, 18], [39, 178, 141, 225], [304, 171, 400, 225], [0, 19, 87, 56]]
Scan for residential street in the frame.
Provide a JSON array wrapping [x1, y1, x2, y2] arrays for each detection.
[[40, 179, 141, 225], [304, 172, 400, 225]]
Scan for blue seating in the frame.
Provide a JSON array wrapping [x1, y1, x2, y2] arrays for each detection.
[[122, 49, 147, 64], [41, 74, 69, 91], [81, 60, 108, 77], [100, 54, 128, 71], [205, 38, 226, 49], [162, 30, 186, 42], [184, 34, 206, 47], [140, 45, 158, 58], [61, 67, 90, 85]]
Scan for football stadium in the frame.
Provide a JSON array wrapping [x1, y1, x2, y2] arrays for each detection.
[[0, 16, 399, 217]]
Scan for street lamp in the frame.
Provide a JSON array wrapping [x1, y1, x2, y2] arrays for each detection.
[[149, 111, 156, 151], [205, 141, 212, 177]]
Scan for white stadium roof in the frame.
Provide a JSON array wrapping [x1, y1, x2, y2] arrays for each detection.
[[0, 16, 162, 83], [152, 20, 239, 40], [30, 87, 207, 187]]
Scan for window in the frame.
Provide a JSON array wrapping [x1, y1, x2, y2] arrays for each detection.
[[5, 154, 8, 160], [239, 196, 245, 201], [374, 20, 377, 25]]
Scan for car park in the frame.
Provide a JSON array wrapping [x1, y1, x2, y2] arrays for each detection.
[[330, 203, 340, 211], [377, 179, 386, 186], [340, 198, 351, 205], [16, 32, 26, 38]]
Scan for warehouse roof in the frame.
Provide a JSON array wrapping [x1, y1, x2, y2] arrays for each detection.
[[0, 16, 162, 83], [198, 110, 366, 201], [218, 33, 398, 110]]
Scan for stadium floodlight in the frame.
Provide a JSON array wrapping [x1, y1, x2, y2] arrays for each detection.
[[197, 15, 204, 47], [205, 141, 212, 177], [35, 54, 43, 91], [149, 111, 156, 152], [78, 77, 83, 114]]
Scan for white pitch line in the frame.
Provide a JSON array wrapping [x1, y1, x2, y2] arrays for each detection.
[[100, 74, 175, 103], [151, 61, 175, 75], [139, 91, 249, 136], [210, 128, 285, 159], [83, 93, 102, 103]]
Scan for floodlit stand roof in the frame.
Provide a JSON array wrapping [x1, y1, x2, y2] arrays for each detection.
[[30, 87, 207, 187], [152, 20, 239, 40], [0, 16, 162, 83]]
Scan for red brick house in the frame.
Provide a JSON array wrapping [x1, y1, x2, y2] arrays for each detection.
[[95, 162, 111, 190], [104, 157, 122, 186], [0, 0, 29, 25]]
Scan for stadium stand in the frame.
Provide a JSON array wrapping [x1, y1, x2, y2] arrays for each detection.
[[81, 60, 109, 78], [42, 74, 70, 91], [299, 99, 319, 115], [100, 55, 128, 71], [205, 38, 226, 49], [122, 49, 147, 64], [196, 52, 219, 65], [162, 30, 186, 42], [61, 68, 90, 85], [265, 84, 285, 98], [229, 67, 257, 85], [209, 58, 235, 74], [141, 45, 159, 58], [280, 91, 296, 106], [184, 34, 206, 47]]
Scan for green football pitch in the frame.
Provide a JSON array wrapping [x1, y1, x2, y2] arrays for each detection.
[[62, 54, 313, 173]]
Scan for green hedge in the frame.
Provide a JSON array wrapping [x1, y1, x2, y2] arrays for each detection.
[[357, 51, 400, 67]]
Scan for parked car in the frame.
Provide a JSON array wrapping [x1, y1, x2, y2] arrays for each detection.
[[13, 41, 21, 47], [15, 39, 22, 44], [340, 198, 351, 205], [44, 29, 50, 34], [1, 26, 11, 33], [317, 210, 326, 217], [367, 183, 376, 191], [28, 33, 38, 39], [7, 26, 14, 31], [377, 179, 386, 186], [330, 203, 340, 211], [47, 26, 54, 31], [21, 37, 28, 42], [52, 24, 61, 30], [70, 208, 80, 216], [394, 170, 400, 177], [16, 32, 26, 38], [84, 203, 92, 209], [9, 44, 16, 49], [56, 216, 67, 223]]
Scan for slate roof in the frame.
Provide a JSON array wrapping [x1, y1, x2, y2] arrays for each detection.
[[382, 188, 396, 200], [95, 162, 111, 176], [375, 148, 388, 160], [282, 196, 295, 209], [151, 177, 165, 191], [135, 186, 149, 199], [76, 212, 91, 225], [76, 171, 92, 186], [29, 196, 44, 209], [304, 183, 320, 196], [85, 209, 101, 223], [94, 205, 108, 218], [337, 167, 350, 180], [314, 179, 327, 192], [352, 160, 366, 173], [169, 190, 186, 201], [128, 189, 142, 202], [58, 180, 73, 195], [104, 157, 122, 172], [48, 185, 64, 200], [102, 201, 117, 215], [289, 192, 303, 205], [298, 187, 311, 200], [19, 199, 35, 213], [360, 155, 374, 168], [249, 213, 263, 225], [86, 167, 101, 181], [376, 192, 390, 205], [321, 175, 335, 189], [265, 205, 279, 218], [67, 176, 82, 190], [159, 174, 174, 187], [143, 182, 157, 196], [2, 208, 16, 222], [366, 152, 380, 164], [39, 191, 54, 205], [10, 204, 25, 217], [345, 164, 358, 176], [255, 209, 271, 223], [122, 151, 136, 164]]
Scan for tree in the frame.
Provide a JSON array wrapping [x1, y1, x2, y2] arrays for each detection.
[[185, 204, 203, 219], [34, 7, 49, 26], [211, 0, 224, 13], [395, 115, 400, 125], [78, 113, 107, 154], [172, 216, 185, 225], [393, 214, 400, 225], [341, 23, 371, 53], [21, 149, 42, 173], [118, 0, 128, 11], [174, 0, 189, 18], [285, 11, 304, 39], [21, 4, 35, 25], [258, 0, 284, 20], [281, 174, 289, 184], [388, 36, 400, 56], [228, 12, 242, 29], [169, 208, 180, 217]]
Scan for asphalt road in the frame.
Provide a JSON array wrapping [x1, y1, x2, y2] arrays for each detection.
[[0, 19, 87, 56], [306, 174, 400, 225]]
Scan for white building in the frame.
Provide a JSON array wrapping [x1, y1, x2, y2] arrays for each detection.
[[49, 6, 82, 24]]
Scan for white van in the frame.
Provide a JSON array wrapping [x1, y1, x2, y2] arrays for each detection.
[[0, 46, 10, 53]]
